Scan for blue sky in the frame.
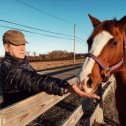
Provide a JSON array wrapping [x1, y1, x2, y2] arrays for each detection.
[[0, 0, 126, 56]]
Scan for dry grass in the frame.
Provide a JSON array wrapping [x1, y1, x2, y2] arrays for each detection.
[[30, 59, 84, 71]]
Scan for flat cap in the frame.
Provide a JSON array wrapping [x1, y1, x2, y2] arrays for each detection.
[[3, 30, 28, 45]]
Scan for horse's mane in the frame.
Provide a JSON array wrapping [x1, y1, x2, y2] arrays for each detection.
[[88, 16, 126, 47], [92, 16, 126, 36], [92, 19, 118, 38], [119, 16, 126, 23]]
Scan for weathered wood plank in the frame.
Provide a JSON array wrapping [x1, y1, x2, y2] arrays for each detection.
[[0, 77, 76, 126], [1, 92, 70, 126], [89, 77, 116, 125], [60, 105, 84, 126], [0, 114, 5, 126], [90, 104, 104, 125]]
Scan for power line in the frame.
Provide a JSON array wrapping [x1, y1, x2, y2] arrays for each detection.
[[0, 19, 84, 43], [15, 0, 86, 35], [0, 19, 73, 37], [0, 24, 84, 44], [76, 25, 85, 34], [16, 0, 75, 25], [0, 25, 74, 40], [76, 36, 84, 42], [15, 0, 85, 43]]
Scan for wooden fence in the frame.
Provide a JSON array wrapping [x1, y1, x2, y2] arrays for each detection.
[[0, 77, 115, 126]]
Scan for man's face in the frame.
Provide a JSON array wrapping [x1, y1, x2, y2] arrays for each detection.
[[4, 43, 26, 59]]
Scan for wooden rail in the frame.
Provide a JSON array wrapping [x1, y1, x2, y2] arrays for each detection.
[[89, 76, 116, 126], [0, 77, 115, 126]]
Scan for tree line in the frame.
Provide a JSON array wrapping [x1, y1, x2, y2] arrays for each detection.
[[0, 50, 85, 63]]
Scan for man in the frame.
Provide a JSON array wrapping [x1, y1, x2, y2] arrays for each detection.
[[0, 30, 99, 107]]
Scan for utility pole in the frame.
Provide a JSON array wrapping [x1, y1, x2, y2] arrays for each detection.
[[74, 24, 76, 64]]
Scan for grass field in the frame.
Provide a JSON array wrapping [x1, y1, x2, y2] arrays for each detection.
[[30, 59, 84, 71]]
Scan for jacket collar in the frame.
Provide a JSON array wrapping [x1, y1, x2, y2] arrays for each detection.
[[4, 52, 28, 65]]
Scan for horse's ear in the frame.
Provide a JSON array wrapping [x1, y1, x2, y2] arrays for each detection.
[[88, 14, 101, 28]]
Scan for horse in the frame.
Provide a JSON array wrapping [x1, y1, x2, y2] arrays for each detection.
[[78, 14, 126, 125]]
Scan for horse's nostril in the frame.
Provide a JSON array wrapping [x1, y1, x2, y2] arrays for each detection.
[[87, 78, 93, 88]]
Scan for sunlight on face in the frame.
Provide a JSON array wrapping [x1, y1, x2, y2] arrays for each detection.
[[4, 43, 26, 59]]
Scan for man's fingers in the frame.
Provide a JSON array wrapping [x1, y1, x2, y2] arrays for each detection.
[[88, 94, 100, 99], [71, 84, 100, 99], [80, 91, 100, 99]]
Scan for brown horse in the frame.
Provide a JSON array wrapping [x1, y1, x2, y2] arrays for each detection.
[[78, 14, 126, 125]]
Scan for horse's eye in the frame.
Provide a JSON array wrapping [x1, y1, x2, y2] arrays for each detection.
[[110, 40, 118, 47]]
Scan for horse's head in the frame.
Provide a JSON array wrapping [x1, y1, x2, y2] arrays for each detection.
[[78, 14, 126, 93]]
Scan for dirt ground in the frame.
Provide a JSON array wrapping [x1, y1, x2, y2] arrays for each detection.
[[103, 88, 120, 125]]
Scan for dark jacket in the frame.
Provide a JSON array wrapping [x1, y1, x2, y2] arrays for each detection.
[[1, 53, 69, 106]]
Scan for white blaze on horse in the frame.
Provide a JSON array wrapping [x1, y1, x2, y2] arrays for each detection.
[[78, 14, 126, 125]]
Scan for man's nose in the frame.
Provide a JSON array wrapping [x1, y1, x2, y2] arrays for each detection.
[[20, 45, 25, 50]]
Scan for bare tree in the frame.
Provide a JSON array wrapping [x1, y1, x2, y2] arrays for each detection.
[[48, 50, 69, 59], [32, 51, 37, 57]]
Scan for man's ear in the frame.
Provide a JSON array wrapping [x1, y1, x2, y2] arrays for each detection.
[[88, 14, 101, 28], [4, 43, 10, 52]]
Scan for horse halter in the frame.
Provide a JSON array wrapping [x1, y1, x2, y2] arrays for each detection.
[[85, 34, 126, 82]]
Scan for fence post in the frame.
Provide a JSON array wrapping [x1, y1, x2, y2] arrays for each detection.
[[73, 24, 76, 64], [89, 103, 104, 125]]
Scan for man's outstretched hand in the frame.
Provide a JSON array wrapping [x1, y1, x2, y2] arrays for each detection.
[[67, 84, 100, 99]]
